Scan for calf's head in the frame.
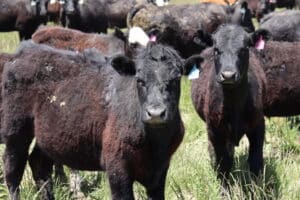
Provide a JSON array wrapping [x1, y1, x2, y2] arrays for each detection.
[[111, 43, 200, 125], [212, 25, 270, 85]]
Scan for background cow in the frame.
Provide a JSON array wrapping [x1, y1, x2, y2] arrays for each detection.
[[62, 0, 169, 33], [127, 2, 254, 58], [0, 0, 47, 40], [260, 10, 300, 42], [32, 26, 128, 55]]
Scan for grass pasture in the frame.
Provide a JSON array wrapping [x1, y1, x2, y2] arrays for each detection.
[[0, 1, 300, 199]]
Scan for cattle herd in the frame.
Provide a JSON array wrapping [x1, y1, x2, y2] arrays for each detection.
[[0, 0, 299, 199]]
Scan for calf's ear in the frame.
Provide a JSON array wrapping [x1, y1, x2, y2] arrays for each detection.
[[183, 55, 203, 75], [110, 55, 136, 76], [114, 27, 127, 42], [250, 29, 271, 46], [241, 1, 248, 9]]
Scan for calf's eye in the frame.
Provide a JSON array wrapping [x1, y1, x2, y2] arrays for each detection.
[[137, 79, 146, 87], [214, 48, 221, 56]]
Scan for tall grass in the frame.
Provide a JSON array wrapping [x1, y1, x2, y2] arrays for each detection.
[[0, 1, 299, 199]]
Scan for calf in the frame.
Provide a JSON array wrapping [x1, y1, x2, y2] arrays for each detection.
[[188, 25, 270, 179], [260, 10, 300, 42], [0, 0, 47, 40], [189, 24, 300, 180], [1, 41, 194, 200], [127, 2, 254, 58]]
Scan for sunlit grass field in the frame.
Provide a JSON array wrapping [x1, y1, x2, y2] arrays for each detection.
[[0, 0, 299, 199]]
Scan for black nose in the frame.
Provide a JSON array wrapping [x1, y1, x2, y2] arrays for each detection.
[[221, 71, 236, 80], [146, 107, 166, 119]]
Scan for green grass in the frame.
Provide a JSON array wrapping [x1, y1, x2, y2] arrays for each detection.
[[0, 1, 299, 199]]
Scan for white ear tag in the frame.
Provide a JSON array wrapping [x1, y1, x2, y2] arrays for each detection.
[[128, 27, 150, 47], [255, 36, 265, 50], [79, 0, 84, 5], [31, 1, 37, 6], [50, 0, 56, 4], [188, 64, 200, 80], [240, 8, 246, 14]]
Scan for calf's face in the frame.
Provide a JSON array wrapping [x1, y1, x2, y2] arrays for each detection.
[[111, 44, 197, 126], [213, 25, 269, 85]]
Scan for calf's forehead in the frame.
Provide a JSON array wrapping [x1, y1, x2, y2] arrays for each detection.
[[136, 45, 182, 80], [137, 59, 181, 82], [213, 26, 250, 51]]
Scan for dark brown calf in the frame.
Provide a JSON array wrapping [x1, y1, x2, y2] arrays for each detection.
[[1, 41, 194, 200], [188, 25, 269, 180], [189, 25, 300, 182]]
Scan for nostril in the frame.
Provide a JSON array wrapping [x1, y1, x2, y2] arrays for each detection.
[[160, 109, 166, 118], [147, 110, 152, 118]]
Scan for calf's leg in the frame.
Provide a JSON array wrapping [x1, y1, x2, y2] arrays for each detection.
[[107, 168, 134, 200], [146, 167, 168, 200], [3, 119, 34, 200], [28, 145, 54, 200], [246, 119, 265, 176], [208, 127, 234, 180]]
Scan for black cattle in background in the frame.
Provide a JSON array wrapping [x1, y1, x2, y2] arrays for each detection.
[[260, 10, 300, 42], [0, 0, 48, 40], [62, 0, 166, 33], [257, 0, 300, 19], [127, 2, 255, 58]]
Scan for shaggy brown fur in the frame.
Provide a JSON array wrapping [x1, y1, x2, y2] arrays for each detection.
[[32, 26, 127, 55], [1, 41, 187, 200], [0, 53, 13, 143]]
